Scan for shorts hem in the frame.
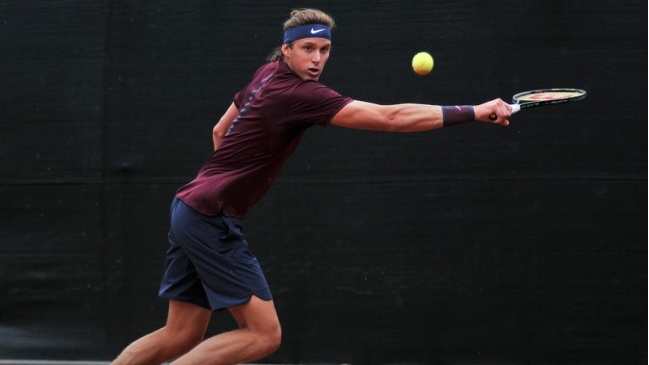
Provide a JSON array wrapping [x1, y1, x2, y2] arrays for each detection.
[[159, 290, 273, 312]]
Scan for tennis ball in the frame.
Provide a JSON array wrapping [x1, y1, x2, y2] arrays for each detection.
[[412, 52, 434, 75]]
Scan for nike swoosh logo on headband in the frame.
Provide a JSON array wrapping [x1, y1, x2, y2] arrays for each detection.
[[310, 28, 326, 34]]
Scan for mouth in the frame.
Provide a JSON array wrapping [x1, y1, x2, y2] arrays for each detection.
[[307, 67, 320, 77]]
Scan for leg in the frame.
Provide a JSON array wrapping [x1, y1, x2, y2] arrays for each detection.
[[112, 300, 211, 365], [171, 295, 281, 365]]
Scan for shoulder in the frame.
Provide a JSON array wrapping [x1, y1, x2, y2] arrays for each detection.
[[251, 62, 280, 81]]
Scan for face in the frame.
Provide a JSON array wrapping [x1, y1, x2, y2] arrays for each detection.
[[282, 37, 331, 81]]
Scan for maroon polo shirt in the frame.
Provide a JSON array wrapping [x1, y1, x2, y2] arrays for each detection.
[[176, 61, 353, 219]]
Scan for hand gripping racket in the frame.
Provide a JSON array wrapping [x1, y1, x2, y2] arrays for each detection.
[[490, 88, 587, 120]]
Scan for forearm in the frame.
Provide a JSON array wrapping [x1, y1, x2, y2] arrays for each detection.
[[384, 104, 476, 131], [382, 103, 445, 132]]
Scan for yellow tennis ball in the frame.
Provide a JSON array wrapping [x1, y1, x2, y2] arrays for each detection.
[[412, 52, 434, 75]]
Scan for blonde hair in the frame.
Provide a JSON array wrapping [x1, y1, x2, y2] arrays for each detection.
[[267, 8, 336, 62]]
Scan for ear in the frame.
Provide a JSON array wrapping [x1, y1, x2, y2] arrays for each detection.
[[281, 43, 291, 59]]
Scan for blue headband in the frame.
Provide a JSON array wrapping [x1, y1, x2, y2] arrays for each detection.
[[283, 24, 331, 44]]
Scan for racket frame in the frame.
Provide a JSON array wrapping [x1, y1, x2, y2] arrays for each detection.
[[512, 88, 587, 110]]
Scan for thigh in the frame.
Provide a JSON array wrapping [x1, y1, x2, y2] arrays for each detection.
[[228, 295, 280, 332], [166, 299, 212, 336]]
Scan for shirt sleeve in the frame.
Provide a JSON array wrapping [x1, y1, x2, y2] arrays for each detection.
[[289, 81, 354, 126]]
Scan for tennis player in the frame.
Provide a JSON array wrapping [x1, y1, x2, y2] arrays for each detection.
[[111, 8, 513, 365]]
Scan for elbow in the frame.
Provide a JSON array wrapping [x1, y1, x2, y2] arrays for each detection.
[[384, 115, 407, 132], [379, 106, 407, 132], [213, 125, 227, 150], [213, 125, 226, 140]]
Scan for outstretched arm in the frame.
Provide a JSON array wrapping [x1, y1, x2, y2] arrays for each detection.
[[330, 98, 512, 131]]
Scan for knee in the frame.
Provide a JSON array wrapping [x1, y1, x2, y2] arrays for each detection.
[[268, 325, 282, 352], [258, 323, 282, 356]]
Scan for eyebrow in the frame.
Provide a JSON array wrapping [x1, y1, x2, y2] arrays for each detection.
[[299, 39, 331, 47]]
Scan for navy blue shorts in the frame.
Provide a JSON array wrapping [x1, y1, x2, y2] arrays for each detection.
[[158, 197, 272, 311]]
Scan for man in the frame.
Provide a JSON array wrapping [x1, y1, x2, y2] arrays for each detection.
[[111, 8, 513, 365]]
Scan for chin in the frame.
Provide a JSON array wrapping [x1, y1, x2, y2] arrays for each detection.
[[301, 74, 320, 81]]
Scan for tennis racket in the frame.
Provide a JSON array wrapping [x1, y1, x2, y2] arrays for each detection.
[[490, 88, 587, 120]]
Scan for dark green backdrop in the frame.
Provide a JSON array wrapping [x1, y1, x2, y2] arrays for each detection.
[[1, 1, 646, 364]]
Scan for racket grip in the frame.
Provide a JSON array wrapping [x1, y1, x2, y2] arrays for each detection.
[[489, 104, 521, 120]]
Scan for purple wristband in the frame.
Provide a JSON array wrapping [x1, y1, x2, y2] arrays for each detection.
[[442, 106, 475, 127]]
